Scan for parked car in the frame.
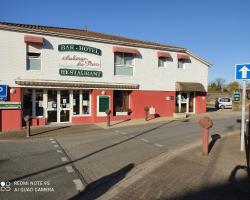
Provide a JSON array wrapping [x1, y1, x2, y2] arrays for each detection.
[[215, 97, 232, 109]]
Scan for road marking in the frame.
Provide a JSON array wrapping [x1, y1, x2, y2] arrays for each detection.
[[54, 144, 59, 148], [140, 138, 149, 143], [57, 150, 62, 153], [49, 138, 54, 141], [73, 179, 84, 191], [114, 130, 119, 133], [154, 143, 164, 148], [61, 157, 68, 162], [65, 165, 74, 173], [51, 141, 56, 144]]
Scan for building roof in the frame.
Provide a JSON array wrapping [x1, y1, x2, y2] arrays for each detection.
[[0, 21, 212, 66]]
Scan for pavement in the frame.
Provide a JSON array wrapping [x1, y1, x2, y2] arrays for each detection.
[[99, 133, 250, 200]]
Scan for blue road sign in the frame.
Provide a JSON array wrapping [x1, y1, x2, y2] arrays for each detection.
[[0, 85, 7, 101], [235, 63, 250, 80]]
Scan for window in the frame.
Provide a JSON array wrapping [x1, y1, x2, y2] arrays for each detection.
[[114, 52, 134, 76], [73, 90, 80, 115], [35, 90, 43, 116], [178, 60, 185, 69], [73, 90, 91, 116], [82, 91, 90, 115], [27, 44, 42, 70], [113, 91, 130, 116], [158, 57, 167, 67]]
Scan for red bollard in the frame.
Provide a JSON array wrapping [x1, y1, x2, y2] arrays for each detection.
[[199, 117, 213, 155]]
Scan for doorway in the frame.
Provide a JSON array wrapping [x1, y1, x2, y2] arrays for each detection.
[[47, 90, 70, 123], [176, 92, 195, 113]]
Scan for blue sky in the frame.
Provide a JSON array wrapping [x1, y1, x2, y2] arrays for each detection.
[[1, 0, 250, 84]]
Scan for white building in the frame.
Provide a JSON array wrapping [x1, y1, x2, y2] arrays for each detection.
[[0, 22, 211, 132]]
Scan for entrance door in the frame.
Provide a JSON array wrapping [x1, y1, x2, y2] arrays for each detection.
[[97, 96, 110, 116], [60, 90, 70, 122], [47, 90, 57, 123]]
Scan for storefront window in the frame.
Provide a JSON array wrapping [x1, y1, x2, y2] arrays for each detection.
[[23, 89, 33, 117], [73, 90, 80, 115], [82, 91, 90, 115], [35, 90, 43, 116], [113, 91, 130, 115]]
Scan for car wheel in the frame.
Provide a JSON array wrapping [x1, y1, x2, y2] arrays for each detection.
[[220, 105, 225, 109]]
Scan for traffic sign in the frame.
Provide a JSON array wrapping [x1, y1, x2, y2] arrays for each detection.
[[233, 89, 241, 102], [0, 85, 7, 101], [235, 63, 250, 80]]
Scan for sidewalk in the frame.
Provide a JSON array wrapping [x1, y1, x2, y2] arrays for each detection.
[[0, 109, 240, 140], [101, 133, 249, 200], [96, 109, 241, 129]]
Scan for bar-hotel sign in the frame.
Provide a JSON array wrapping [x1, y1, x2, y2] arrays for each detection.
[[58, 44, 103, 78], [58, 44, 102, 55]]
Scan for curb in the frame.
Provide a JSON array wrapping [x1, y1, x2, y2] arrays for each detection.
[[100, 129, 240, 200]]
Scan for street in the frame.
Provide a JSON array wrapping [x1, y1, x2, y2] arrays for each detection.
[[0, 112, 241, 199]]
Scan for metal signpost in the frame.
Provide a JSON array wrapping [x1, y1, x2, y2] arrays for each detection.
[[235, 63, 250, 151]]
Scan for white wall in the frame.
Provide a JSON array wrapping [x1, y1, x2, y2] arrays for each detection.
[[0, 29, 208, 91]]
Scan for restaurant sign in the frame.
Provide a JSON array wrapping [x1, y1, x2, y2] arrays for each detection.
[[59, 68, 103, 78], [58, 44, 102, 56]]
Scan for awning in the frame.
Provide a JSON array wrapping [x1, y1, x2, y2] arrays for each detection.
[[177, 53, 190, 60], [176, 82, 206, 92], [15, 79, 140, 90], [24, 35, 44, 45], [157, 51, 171, 58], [113, 46, 139, 55]]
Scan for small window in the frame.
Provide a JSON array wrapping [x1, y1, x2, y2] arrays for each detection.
[[178, 60, 185, 69], [158, 57, 167, 67], [114, 52, 134, 76], [27, 44, 42, 71], [27, 52, 41, 70]]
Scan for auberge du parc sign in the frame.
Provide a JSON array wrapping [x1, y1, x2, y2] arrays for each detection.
[[58, 44, 103, 78]]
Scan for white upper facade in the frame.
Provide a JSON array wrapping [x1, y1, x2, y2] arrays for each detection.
[[0, 24, 210, 91]]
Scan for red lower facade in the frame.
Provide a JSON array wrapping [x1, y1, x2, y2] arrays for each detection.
[[0, 87, 207, 132]]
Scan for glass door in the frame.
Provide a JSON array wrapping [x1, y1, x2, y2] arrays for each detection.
[[47, 90, 57, 123], [60, 90, 70, 122]]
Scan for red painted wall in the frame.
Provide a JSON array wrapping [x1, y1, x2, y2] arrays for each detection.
[[130, 90, 176, 118], [195, 92, 207, 113], [0, 87, 22, 132]]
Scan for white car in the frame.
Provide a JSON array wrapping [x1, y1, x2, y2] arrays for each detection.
[[215, 97, 232, 109]]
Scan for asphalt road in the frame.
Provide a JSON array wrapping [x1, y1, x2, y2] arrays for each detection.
[[0, 112, 241, 200]]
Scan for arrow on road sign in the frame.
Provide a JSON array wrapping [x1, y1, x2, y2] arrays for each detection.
[[239, 66, 250, 78]]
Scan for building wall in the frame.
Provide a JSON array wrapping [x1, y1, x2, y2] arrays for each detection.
[[0, 29, 208, 91], [195, 92, 207, 113], [0, 87, 22, 132]]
